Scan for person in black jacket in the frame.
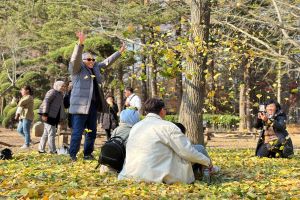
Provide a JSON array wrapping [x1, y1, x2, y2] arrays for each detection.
[[255, 99, 294, 158], [100, 96, 119, 140]]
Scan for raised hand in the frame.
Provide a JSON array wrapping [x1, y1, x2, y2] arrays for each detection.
[[76, 31, 85, 45], [119, 42, 126, 53]]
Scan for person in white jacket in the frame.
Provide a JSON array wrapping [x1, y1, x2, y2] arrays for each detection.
[[118, 98, 212, 184], [124, 87, 142, 113]]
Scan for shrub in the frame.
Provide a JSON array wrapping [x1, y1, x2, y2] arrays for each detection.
[[163, 114, 240, 129], [34, 109, 40, 123], [3, 103, 17, 117], [34, 98, 42, 110], [2, 117, 10, 128], [0, 115, 4, 124], [165, 115, 179, 122], [7, 107, 17, 119]]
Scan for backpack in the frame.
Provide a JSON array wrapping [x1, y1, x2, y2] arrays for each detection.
[[0, 148, 13, 160], [96, 136, 126, 172]]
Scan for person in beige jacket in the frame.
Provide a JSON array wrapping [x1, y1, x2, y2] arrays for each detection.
[[15, 86, 34, 149], [118, 98, 212, 184]]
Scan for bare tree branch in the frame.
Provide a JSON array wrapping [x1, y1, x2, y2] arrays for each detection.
[[272, 0, 300, 48]]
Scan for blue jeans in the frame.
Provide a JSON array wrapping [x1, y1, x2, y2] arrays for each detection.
[[17, 119, 32, 146], [193, 144, 210, 159], [69, 102, 97, 158]]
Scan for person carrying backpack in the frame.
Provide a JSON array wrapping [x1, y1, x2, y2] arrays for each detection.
[[97, 108, 140, 174]]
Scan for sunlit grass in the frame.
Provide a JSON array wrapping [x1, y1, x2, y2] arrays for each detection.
[[0, 149, 299, 199]]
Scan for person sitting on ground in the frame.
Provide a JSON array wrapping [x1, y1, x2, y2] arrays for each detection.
[[173, 122, 220, 179], [255, 99, 294, 158], [38, 81, 66, 154], [111, 108, 140, 143], [99, 108, 140, 175], [15, 86, 34, 149], [118, 98, 212, 184]]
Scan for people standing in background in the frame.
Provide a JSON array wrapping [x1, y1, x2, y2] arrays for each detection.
[[101, 96, 119, 140], [38, 81, 66, 154], [15, 86, 34, 149], [124, 87, 142, 113]]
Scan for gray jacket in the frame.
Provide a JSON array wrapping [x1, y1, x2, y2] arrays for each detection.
[[111, 123, 132, 145], [39, 89, 65, 119], [68, 44, 121, 114]]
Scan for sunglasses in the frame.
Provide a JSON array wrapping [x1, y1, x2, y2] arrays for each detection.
[[84, 58, 95, 62]]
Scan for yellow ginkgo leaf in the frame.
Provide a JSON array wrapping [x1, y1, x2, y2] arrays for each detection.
[[85, 129, 92, 133], [91, 75, 96, 78], [279, 146, 284, 151], [84, 75, 89, 79]]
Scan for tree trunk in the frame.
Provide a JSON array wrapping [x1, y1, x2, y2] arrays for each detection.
[[244, 62, 252, 132], [175, 17, 183, 112], [208, 59, 216, 113], [116, 65, 124, 113], [149, 26, 158, 98], [179, 0, 211, 145], [277, 49, 282, 104], [175, 69, 183, 112], [149, 54, 158, 97], [239, 84, 246, 132]]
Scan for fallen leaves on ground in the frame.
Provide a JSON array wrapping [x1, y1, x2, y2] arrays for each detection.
[[0, 149, 299, 199]]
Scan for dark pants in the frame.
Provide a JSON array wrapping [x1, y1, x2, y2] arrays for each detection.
[[105, 129, 111, 140], [69, 102, 97, 158], [256, 143, 273, 157]]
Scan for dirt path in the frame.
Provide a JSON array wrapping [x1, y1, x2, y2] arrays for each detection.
[[1, 127, 299, 153]]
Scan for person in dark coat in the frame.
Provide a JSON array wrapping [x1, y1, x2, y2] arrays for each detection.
[[38, 81, 66, 154], [101, 96, 119, 140], [255, 99, 294, 158]]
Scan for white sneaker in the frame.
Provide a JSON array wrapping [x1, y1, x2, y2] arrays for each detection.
[[211, 166, 221, 174], [20, 144, 30, 149]]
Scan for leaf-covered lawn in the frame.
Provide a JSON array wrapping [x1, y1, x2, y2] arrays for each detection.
[[0, 149, 299, 199]]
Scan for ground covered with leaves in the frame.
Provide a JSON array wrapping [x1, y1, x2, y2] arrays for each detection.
[[0, 149, 299, 199]]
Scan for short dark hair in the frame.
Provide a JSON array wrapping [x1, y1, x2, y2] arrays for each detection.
[[173, 122, 186, 134], [144, 98, 165, 115], [23, 85, 33, 95], [106, 94, 114, 99], [265, 99, 281, 111], [125, 87, 134, 93]]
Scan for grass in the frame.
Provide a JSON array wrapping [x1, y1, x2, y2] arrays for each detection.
[[0, 149, 299, 199]]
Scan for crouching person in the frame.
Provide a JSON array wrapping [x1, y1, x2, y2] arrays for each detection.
[[118, 98, 212, 184], [38, 81, 66, 154], [99, 108, 140, 175], [255, 99, 294, 158]]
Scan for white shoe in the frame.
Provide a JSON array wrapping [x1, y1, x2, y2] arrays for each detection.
[[20, 144, 30, 149], [211, 166, 221, 174]]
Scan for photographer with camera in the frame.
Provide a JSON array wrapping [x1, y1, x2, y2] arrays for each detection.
[[255, 99, 294, 158]]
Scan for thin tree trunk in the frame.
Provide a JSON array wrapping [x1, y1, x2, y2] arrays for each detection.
[[179, 0, 211, 145], [149, 26, 158, 98], [277, 49, 282, 104], [175, 17, 183, 112], [149, 54, 158, 97], [116, 65, 124, 113], [175, 69, 183, 112], [244, 60, 252, 131], [239, 84, 246, 132], [208, 59, 216, 114]]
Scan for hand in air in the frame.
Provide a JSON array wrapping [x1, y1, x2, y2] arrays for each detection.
[[76, 32, 85, 45]]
